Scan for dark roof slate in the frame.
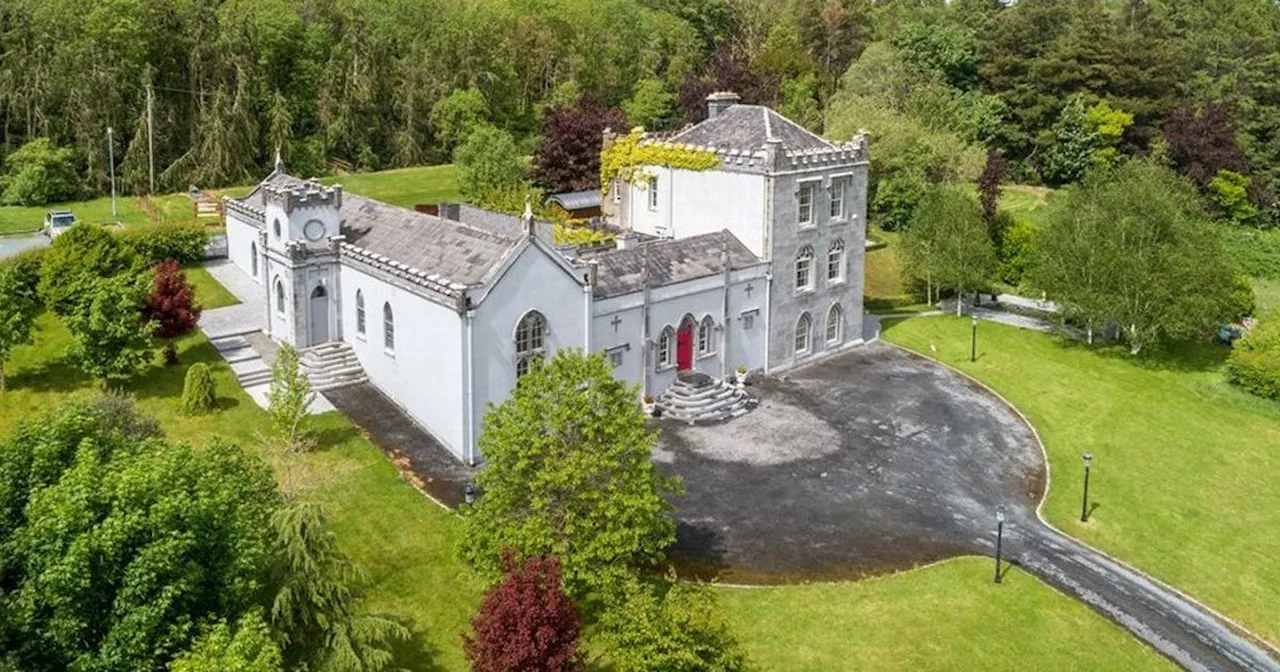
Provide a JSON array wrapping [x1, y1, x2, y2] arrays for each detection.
[[230, 172, 527, 287], [671, 105, 833, 152], [582, 231, 763, 298]]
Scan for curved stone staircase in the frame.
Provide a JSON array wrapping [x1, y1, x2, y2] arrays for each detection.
[[300, 342, 367, 392], [656, 371, 755, 425]]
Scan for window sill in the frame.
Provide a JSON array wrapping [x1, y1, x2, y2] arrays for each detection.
[[697, 351, 717, 360], [355, 333, 367, 342], [383, 348, 395, 358], [827, 278, 847, 287], [797, 222, 817, 230], [794, 287, 816, 296], [656, 363, 676, 372]]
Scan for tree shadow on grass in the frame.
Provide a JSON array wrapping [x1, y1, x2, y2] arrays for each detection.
[[1050, 335, 1228, 374], [7, 353, 90, 393], [387, 617, 447, 672], [309, 421, 360, 452]]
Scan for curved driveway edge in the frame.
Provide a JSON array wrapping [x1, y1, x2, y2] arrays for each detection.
[[886, 339, 1280, 672]]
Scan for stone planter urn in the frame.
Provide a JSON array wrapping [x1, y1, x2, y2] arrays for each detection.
[[734, 367, 748, 386], [643, 395, 656, 416]]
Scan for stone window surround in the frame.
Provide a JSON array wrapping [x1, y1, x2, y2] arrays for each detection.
[[647, 176, 659, 211], [657, 326, 676, 369], [794, 245, 815, 294], [796, 179, 820, 228], [697, 315, 716, 357], [355, 289, 367, 339], [515, 310, 548, 378], [382, 302, 395, 355], [827, 172, 854, 222], [606, 343, 629, 368], [795, 312, 812, 355], [740, 307, 759, 330], [827, 239, 846, 285], [826, 303, 843, 343]]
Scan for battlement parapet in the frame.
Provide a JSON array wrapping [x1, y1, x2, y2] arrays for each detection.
[[264, 180, 344, 213]]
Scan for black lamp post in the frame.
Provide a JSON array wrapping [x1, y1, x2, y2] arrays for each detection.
[[994, 505, 1006, 584], [1080, 452, 1093, 522], [970, 314, 979, 362]]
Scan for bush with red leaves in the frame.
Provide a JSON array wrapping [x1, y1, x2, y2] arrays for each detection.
[[463, 553, 583, 672], [144, 260, 202, 363], [531, 96, 627, 194]]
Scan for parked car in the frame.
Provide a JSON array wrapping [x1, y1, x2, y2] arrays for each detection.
[[43, 210, 77, 238]]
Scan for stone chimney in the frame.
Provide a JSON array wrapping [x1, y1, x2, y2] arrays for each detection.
[[616, 233, 639, 251], [706, 91, 741, 120]]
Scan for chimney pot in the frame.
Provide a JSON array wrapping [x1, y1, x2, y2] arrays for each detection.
[[705, 91, 741, 120]]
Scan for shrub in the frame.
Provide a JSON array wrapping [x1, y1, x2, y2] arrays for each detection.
[[0, 137, 79, 206], [1227, 309, 1280, 401], [145, 260, 202, 363], [601, 577, 750, 672], [119, 224, 210, 265], [182, 363, 217, 415], [464, 553, 582, 672], [38, 223, 142, 317], [999, 216, 1040, 286]]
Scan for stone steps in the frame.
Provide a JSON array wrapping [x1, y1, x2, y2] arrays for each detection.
[[656, 372, 756, 425], [300, 341, 366, 392]]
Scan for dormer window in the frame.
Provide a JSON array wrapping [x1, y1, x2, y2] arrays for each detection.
[[798, 183, 814, 226]]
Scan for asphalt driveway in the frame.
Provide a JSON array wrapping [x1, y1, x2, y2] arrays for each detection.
[[655, 340, 1045, 582], [654, 340, 1280, 671]]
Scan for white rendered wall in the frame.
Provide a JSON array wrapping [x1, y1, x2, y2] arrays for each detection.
[[225, 213, 261, 283], [339, 263, 466, 458], [625, 168, 768, 257], [470, 244, 589, 460]]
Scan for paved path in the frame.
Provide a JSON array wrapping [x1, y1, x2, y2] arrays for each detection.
[[656, 342, 1279, 671], [0, 233, 48, 259], [199, 260, 333, 413]]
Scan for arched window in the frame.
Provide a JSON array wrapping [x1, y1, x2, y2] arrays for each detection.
[[355, 290, 366, 336], [274, 277, 285, 316], [795, 313, 812, 355], [515, 311, 547, 377], [826, 303, 843, 343], [658, 327, 675, 368], [827, 240, 846, 283], [795, 246, 814, 292], [697, 316, 715, 355], [250, 242, 258, 277], [383, 302, 395, 352]]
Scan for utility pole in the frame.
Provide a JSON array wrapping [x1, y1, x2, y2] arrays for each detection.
[[146, 82, 155, 194], [106, 126, 116, 217]]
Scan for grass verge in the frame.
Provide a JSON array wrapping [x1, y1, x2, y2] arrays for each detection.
[[882, 316, 1280, 646]]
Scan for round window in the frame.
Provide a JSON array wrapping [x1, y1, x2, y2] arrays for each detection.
[[303, 219, 326, 242]]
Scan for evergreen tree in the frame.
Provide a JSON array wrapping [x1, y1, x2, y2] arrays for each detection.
[[267, 344, 315, 451]]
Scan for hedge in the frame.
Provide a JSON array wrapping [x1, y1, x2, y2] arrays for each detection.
[[1226, 309, 1280, 401], [118, 224, 209, 265]]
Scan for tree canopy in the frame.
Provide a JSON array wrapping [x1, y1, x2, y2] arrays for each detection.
[[459, 349, 680, 598]]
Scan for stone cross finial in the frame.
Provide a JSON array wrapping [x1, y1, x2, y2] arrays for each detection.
[[274, 146, 284, 174], [522, 196, 535, 237]]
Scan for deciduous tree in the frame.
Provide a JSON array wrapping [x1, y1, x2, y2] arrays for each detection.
[[171, 612, 284, 672], [1163, 102, 1249, 188], [144, 260, 203, 364], [64, 274, 157, 388], [1030, 161, 1237, 352], [0, 252, 42, 392], [38, 223, 141, 318], [464, 553, 582, 672], [267, 344, 314, 450], [532, 96, 627, 194], [459, 350, 680, 598], [901, 184, 996, 313], [0, 138, 79, 206], [601, 576, 750, 672], [454, 125, 528, 205]]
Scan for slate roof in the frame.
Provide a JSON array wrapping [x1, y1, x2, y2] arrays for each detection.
[[228, 172, 529, 288], [582, 231, 764, 298], [548, 190, 602, 212], [671, 104, 834, 152]]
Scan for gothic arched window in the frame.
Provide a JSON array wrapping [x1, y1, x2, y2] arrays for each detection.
[[355, 290, 366, 336], [515, 311, 547, 377], [795, 312, 812, 355], [826, 303, 843, 343], [795, 246, 814, 292], [383, 302, 395, 352]]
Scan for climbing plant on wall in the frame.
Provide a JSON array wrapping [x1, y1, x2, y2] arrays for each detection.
[[599, 129, 721, 194]]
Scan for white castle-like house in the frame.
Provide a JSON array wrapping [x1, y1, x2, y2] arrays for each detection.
[[223, 93, 870, 465]]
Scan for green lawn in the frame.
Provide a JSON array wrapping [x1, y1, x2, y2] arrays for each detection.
[[0, 307, 1169, 669], [1254, 276, 1280, 316], [882, 316, 1280, 646], [319, 165, 460, 208], [999, 184, 1054, 226], [0, 164, 459, 235], [722, 559, 1170, 671], [186, 263, 241, 310]]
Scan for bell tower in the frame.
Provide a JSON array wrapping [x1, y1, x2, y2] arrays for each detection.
[[260, 180, 345, 348]]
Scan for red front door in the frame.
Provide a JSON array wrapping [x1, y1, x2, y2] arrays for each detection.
[[676, 323, 694, 370]]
